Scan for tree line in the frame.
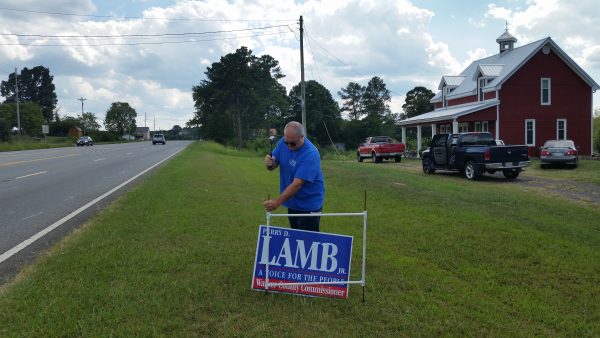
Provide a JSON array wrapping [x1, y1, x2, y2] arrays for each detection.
[[0, 66, 147, 142], [1, 52, 437, 147], [190, 46, 435, 150]]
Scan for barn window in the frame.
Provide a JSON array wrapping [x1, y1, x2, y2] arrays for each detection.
[[478, 77, 485, 101], [557, 119, 567, 140], [525, 119, 536, 146], [541, 78, 551, 105], [442, 86, 449, 107], [459, 122, 469, 133], [474, 121, 489, 132]]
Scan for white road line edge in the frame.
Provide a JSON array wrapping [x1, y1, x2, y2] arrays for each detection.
[[22, 212, 44, 221], [15, 171, 47, 180], [0, 147, 186, 264]]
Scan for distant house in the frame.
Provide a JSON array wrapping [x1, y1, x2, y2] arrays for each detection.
[[399, 30, 599, 156], [68, 127, 82, 138], [135, 127, 150, 140]]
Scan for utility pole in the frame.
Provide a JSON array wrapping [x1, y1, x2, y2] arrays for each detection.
[[15, 68, 21, 135], [78, 97, 87, 135], [299, 15, 306, 135], [77, 97, 87, 115]]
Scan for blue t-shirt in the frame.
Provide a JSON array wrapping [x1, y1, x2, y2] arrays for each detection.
[[272, 137, 325, 211]]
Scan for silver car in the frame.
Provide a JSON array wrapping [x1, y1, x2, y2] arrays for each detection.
[[152, 134, 166, 145], [540, 140, 578, 168]]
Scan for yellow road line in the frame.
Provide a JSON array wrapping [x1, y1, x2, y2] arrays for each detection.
[[0, 153, 80, 168]]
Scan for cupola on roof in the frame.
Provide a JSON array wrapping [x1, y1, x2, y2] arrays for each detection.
[[496, 28, 517, 53]]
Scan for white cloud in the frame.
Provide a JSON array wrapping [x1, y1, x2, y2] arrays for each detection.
[[485, 4, 512, 21], [423, 34, 462, 74], [2, 0, 599, 127]]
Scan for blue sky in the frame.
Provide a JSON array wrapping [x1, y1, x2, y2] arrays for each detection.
[[0, 0, 598, 130]]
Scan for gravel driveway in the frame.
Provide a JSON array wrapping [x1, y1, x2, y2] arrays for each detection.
[[516, 175, 600, 206]]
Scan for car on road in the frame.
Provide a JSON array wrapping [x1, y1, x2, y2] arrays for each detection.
[[152, 134, 166, 145], [76, 136, 94, 147], [540, 140, 578, 168]]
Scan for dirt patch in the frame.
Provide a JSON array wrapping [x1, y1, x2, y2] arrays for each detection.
[[388, 159, 600, 206], [517, 176, 600, 206]]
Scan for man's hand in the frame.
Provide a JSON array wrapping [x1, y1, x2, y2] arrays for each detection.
[[263, 178, 304, 212], [265, 154, 278, 170], [263, 199, 281, 212]]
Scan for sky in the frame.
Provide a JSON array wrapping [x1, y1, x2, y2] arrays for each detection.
[[0, 0, 599, 131]]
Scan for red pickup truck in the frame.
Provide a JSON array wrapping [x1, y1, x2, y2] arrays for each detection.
[[357, 136, 406, 163]]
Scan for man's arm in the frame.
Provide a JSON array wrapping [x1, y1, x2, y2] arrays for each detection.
[[263, 178, 304, 212], [265, 154, 279, 171]]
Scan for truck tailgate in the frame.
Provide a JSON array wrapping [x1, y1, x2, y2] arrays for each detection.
[[488, 145, 529, 163], [377, 143, 405, 152]]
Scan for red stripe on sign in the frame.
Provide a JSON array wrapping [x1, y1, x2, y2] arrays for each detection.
[[253, 278, 348, 299]]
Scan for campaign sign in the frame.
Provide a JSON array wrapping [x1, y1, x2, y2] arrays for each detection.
[[252, 225, 353, 299]]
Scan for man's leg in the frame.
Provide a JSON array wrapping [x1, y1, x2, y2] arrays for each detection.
[[288, 208, 322, 232], [288, 209, 301, 230]]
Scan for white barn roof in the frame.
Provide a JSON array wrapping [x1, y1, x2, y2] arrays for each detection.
[[398, 100, 499, 126], [431, 37, 600, 102]]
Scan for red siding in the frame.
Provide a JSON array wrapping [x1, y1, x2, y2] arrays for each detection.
[[458, 106, 497, 122], [484, 91, 497, 100], [434, 102, 443, 109], [447, 95, 477, 106], [498, 49, 593, 155]]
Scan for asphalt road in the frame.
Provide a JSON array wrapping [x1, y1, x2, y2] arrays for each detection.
[[0, 140, 193, 283]]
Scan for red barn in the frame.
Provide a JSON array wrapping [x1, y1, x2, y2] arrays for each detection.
[[399, 30, 599, 156]]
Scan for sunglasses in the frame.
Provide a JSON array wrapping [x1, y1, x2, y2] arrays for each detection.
[[283, 136, 302, 148]]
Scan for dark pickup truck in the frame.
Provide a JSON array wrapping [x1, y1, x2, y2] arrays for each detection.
[[421, 132, 530, 180]]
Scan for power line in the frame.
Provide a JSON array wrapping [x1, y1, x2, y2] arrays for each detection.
[[303, 27, 323, 85], [0, 24, 292, 39], [0, 30, 294, 47], [0, 6, 297, 22]]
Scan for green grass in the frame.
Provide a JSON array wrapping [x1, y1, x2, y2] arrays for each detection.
[[1, 141, 599, 336], [0, 136, 74, 151], [526, 158, 600, 184]]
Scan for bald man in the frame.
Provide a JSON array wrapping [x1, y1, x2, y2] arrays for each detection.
[[264, 121, 325, 232]]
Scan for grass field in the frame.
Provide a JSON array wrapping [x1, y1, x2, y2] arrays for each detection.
[[1, 141, 599, 336], [0, 136, 74, 151]]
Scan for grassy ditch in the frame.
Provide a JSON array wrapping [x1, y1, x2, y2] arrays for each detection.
[[1, 141, 599, 336], [0, 136, 74, 151]]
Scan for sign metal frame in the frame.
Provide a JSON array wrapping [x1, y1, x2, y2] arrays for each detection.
[[262, 210, 368, 301]]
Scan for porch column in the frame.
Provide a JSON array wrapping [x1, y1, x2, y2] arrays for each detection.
[[416, 125, 422, 157], [431, 123, 436, 137], [496, 104, 500, 139], [452, 119, 459, 133], [401, 127, 406, 144]]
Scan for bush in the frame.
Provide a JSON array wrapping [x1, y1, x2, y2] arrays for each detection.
[[594, 115, 600, 153], [88, 130, 119, 142]]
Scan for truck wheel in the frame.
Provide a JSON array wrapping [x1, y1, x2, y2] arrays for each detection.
[[371, 152, 378, 163], [394, 156, 401, 163], [464, 161, 480, 180], [503, 169, 520, 179], [357, 152, 363, 162], [422, 158, 435, 174]]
